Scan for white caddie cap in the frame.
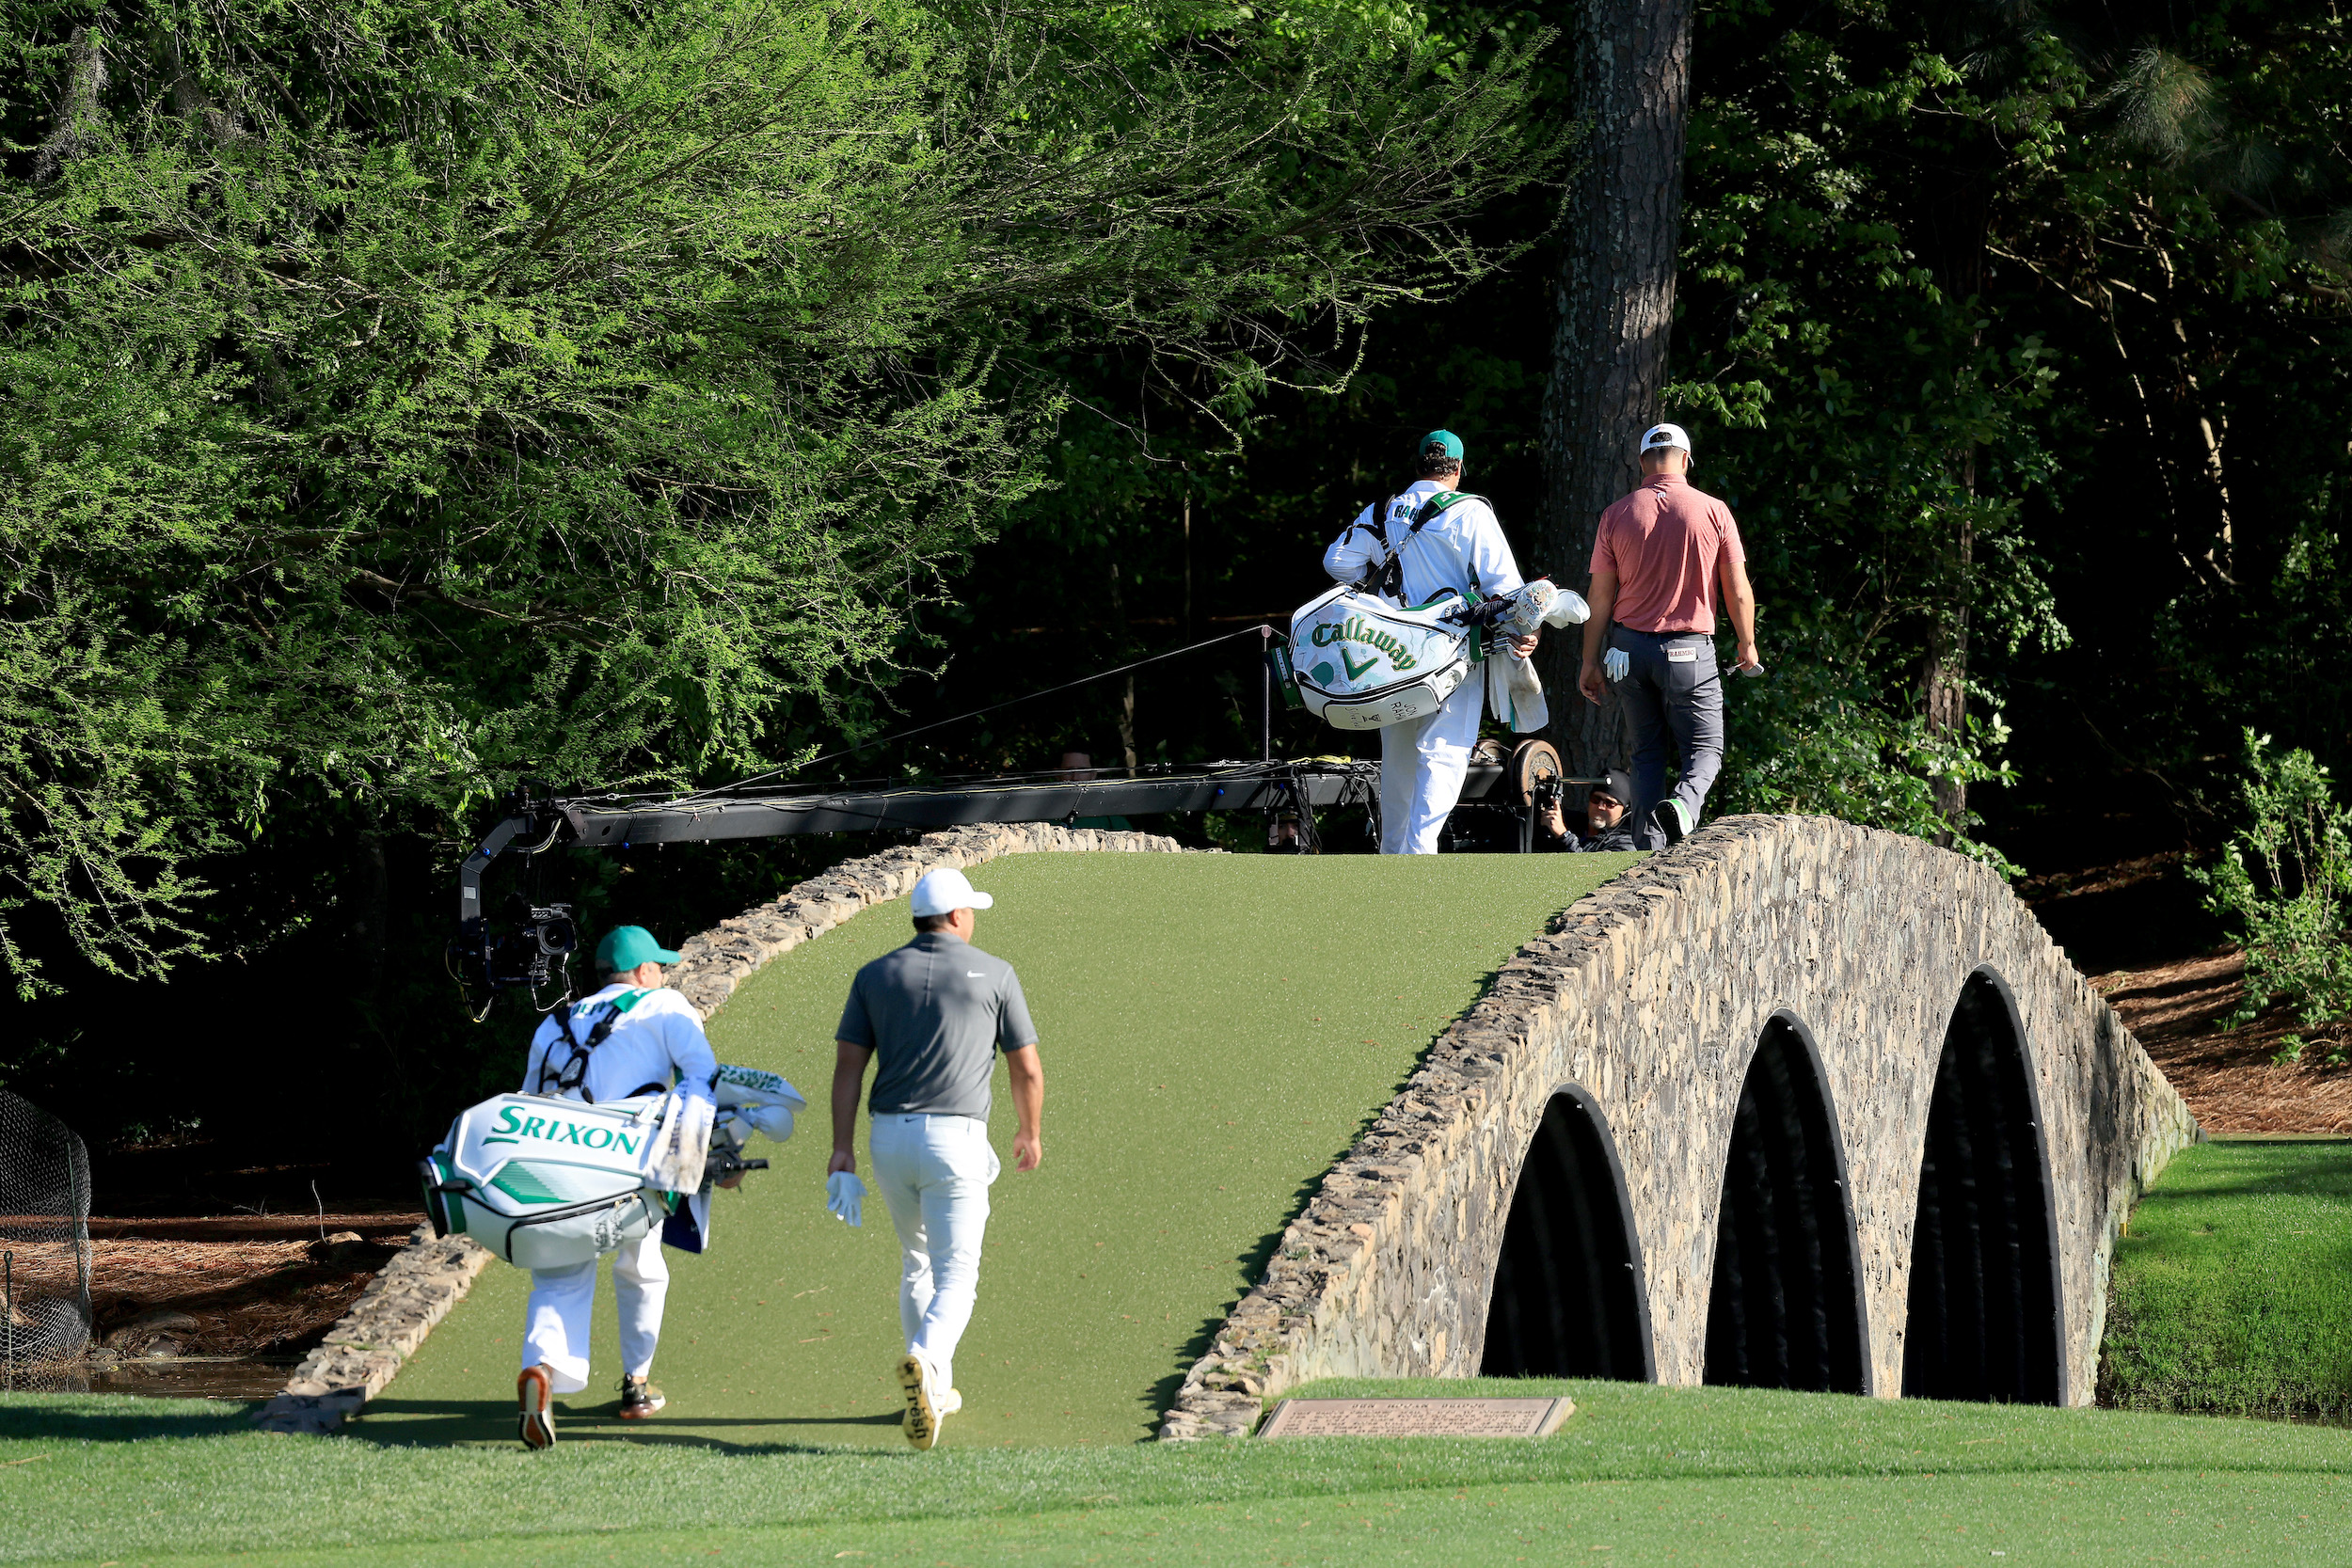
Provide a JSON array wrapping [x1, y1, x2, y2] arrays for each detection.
[[911, 866, 994, 918], [1640, 422, 1692, 458]]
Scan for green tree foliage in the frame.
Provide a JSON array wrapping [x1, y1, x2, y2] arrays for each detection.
[[0, 0, 1555, 994], [2190, 733, 2352, 1061]]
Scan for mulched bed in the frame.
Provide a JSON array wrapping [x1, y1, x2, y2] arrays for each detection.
[[2095, 952, 2352, 1134], [85, 1212, 421, 1362], [2018, 847, 2351, 1135]]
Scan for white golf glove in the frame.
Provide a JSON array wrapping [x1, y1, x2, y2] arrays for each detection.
[[1602, 647, 1630, 683], [826, 1170, 866, 1227]]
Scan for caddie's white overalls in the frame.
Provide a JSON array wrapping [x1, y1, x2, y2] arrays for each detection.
[[516, 985, 717, 1393], [1324, 481, 1527, 853]]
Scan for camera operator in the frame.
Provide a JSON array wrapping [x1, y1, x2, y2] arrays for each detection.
[[1534, 771, 1640, 853], [514, 925, 716, 1449]]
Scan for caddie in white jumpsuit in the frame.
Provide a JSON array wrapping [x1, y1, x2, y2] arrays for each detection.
[[1323, 429, 1540, 853], [829, 867, 1045, 1450], [514, 924, 717, 1449]]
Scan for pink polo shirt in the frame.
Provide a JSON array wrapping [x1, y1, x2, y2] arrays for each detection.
[[1590, 473, 1744, 634]]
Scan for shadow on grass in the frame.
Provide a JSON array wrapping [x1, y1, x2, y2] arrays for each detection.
[[0, 1397, 262, 1442], [344, 1397, 909, 1453]]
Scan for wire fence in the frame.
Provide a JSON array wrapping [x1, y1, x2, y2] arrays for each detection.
[[1, 1088, 92, 1389]]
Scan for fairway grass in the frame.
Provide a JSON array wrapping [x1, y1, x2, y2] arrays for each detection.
[[2101, 1137, 2352, 1421], [371, 851, 1635, 1449], [8, 1380, 2351, 1565]]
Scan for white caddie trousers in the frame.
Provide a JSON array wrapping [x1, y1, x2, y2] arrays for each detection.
[[520, 1228, 668, 1393], [869, 1112, 1000, 1390], [1377, 673, 1486, 853]]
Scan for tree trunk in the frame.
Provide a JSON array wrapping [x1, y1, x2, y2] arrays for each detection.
[[1915, 158, 1991, 841], [1923, 451, 1974, 840], [1534, 0, 1698, 778]]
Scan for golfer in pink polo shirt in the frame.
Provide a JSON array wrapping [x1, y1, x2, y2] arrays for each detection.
[[1577, 424, 1761, 848]]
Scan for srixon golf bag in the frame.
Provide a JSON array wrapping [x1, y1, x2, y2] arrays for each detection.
[[421, 1067, 803, 1269]]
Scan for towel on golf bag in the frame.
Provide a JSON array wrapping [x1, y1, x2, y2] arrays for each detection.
[[666, 1065, 810, 1253], [1486, 647, 1548, 733], [648, 1092, 714, 1195], [1475, 580, 1587, 732]]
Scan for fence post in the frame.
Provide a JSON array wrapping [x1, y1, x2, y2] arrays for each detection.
[[1259, 626, 1272, 763]]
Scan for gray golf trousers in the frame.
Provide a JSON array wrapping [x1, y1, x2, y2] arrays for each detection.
[[1613, 626, 1724, 850]]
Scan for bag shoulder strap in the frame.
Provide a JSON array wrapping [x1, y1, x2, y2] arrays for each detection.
[[1413, 490, 1491, 526], [535, 989, 647, 1102]]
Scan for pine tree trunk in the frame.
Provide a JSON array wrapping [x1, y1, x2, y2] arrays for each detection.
[[1915, 160, 1990, 843], [1534, 0, 1698, 777], [1923, 451, 1974, 840]]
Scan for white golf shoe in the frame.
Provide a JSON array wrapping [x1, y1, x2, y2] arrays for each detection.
[[898, 1352, 947, 1450]]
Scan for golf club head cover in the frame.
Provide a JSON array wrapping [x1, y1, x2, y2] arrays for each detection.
[[826, 1170, 866, 1227], [731, 1101, 797, 1142]]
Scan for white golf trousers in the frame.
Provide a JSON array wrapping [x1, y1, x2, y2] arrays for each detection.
[[1377, 674, 1485, 853], [520, 1228, 667, 1394], [869, 1111, 1000, 1390]]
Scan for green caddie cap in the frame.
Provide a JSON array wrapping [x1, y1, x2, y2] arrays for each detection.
[[596, 925, 681, 973], [1417, 429, 1465, 461]]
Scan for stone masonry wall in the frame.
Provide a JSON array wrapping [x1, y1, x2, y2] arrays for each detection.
[[256, 821, 1185, 1434], [1161, 816, 2198, 1437]]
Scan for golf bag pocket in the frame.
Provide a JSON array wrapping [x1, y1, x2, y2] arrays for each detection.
[[421, 1092, 672, 1269], [1287, 585, 1471, 730]]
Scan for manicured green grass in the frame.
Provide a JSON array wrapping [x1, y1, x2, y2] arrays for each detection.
[[2102, 1137, 2352, 1420], [8, 1380, 2351, 1564], [370, 851, 1636, 1449]]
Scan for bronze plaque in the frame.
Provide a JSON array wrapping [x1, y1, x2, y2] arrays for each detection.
[[1255, 1396, 1573, 1438]]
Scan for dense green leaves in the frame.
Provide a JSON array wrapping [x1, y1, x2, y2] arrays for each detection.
[[0, 0, 1553, 990], [2191, 733, 2352, 1055]]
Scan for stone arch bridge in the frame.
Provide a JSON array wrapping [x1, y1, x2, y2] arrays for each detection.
[[1163, 815, 2197, 1437]]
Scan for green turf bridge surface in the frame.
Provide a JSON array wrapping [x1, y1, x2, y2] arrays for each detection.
[[367, 851, 1637, 1449]]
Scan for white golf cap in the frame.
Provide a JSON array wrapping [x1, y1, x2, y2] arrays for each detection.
[[1640, 422, 1692, 456], [910, 866, 994, 918]]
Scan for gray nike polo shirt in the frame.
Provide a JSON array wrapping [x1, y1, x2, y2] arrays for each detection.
[[836, 931, 1038, 1119]]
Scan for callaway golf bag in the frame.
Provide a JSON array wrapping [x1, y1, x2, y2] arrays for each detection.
[[420, 1065, 803, 1268], [1282, 578, 1587, 732]]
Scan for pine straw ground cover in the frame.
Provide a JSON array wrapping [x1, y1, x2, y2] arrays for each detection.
[[5, 1379, 2351, 1565], [2099, 1138, 2352, 1421], [2098, 953, 2352, 1133], [83, 1237, 396, 1360]]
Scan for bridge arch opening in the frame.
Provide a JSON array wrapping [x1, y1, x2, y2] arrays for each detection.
[[1480, 1088, 1652, 1380], [1902, 969, 2063, 1403], [1703, 1014, 1867, 1394]]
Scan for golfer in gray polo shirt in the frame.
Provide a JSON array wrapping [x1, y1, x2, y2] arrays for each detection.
[[830, 865, 1043, 1450]]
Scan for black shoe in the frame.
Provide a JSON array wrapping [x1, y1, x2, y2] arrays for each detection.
[[1649, 798, 1692, 847], [617, 1375, 665, 1419]]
